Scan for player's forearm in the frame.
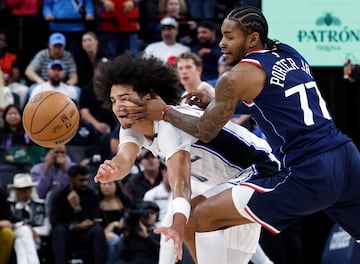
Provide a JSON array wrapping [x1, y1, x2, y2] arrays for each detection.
[[164, 107, 217, 142]]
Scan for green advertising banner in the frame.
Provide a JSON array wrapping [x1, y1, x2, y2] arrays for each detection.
[[262, 0, 360, 67]]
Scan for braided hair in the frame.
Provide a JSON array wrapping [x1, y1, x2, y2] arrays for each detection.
[[226, 6, 276, 49]]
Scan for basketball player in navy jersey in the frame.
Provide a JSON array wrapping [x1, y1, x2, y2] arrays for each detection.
[[93, 54, 279, 263], [119, 6, 360, 262]]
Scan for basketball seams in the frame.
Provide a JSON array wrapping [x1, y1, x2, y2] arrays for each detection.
[[31, 101, 71, 135], [34, 115, 79, 147]]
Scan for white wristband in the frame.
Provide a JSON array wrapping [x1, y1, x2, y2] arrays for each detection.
[[172, 197, 191, 223]]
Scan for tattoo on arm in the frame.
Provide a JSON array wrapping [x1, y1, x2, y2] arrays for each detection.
[[165, 76, 238, 142]]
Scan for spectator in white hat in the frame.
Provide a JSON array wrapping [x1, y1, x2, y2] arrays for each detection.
[[144, 17, 190, 63], [7, 172, 51, 264]]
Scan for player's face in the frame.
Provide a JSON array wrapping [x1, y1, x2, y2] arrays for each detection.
[[110, 84, 152, 130], [219, 19, 249, 66]]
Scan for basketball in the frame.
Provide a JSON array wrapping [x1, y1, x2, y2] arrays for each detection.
[[22, 91, 79, 148]]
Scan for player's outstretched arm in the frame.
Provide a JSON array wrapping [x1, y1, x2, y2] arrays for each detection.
[[155, 150, 192, 261], [94, 142, 139, 183]]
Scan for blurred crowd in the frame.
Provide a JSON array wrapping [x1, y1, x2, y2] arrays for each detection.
[[0, 0, 336, 264]]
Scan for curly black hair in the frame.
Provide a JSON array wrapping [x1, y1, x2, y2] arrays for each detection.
[[95, 53, 183, 110]]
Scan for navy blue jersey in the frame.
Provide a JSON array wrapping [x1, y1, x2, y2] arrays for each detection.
[[240, 43, 351, 166]]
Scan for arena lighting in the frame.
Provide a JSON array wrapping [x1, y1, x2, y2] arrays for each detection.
[[262, 0, 360, 67]]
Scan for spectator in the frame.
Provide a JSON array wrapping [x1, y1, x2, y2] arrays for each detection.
[[30, 59, 79, 102], [75, 31, 108, 87], [25, 32, 78, 87], [43, 0, 94, 57], [207, 55, 231, 87], [98, 181, 135, 264], [3, 0, 45, 70], [139, 200, 161, 240], [158, 0, 187, 18], [79, 61, 116, 158], [50, 164, 107, 264], [175, 52, 215, 103], [123, 149, 162, 204], [191, 20, 222, 81], [30, 145, 75, 200], [0, 69, 15, 112], [143, 163, 170, 226], [186, 0, 216, 20], [4, 0, 41, 15], [115, 206, 160, 264], [7, 172, 51, 264], [144, 16, 190, 63], [138, 0, 159, 45], [154, 0, 196, 46], [0, 32, 29, 108], [0, 104, 44, 175], [0, 186, 15, 264], [98, 0, 140, 58]]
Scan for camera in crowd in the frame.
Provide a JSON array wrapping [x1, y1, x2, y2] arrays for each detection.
[[120, 208, 150, 235], [120, 201, 160, 235]]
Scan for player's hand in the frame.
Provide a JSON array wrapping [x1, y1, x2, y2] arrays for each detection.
[[120, 95, 167, 123], [183, 89, 213, 109], [154, 225, 184, 261], [94, 159, 120, 183]]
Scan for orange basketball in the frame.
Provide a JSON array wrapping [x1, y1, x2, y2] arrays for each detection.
[[22, 91, 79, 148]]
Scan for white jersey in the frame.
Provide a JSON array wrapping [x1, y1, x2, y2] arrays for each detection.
[[120, 105, 280, 188], [143, 182, 171, 226], [144, 41, 190, 63]]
